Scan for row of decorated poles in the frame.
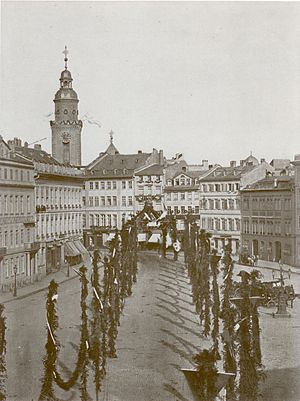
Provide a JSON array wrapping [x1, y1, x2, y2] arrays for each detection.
[[183, 216, 264, 401], [39, 217, 138, 401], [0, 304, 6, 401]]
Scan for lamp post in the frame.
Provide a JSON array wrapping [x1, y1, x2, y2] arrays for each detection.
[[13, 264, 17, 297]]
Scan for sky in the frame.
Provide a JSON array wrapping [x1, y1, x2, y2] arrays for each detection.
[[1, 1, 300, 166]]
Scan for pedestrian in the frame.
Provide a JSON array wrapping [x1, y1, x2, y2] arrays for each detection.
[[289, 285, 295, 308], [288, 268, 292, 280]]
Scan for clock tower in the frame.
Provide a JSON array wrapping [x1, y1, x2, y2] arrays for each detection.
[[50, 47, 82, 166]]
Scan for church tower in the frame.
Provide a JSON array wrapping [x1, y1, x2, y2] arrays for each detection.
[[50, 47, 82, 166]]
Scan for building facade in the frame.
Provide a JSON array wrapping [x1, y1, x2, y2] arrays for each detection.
[[50, 47, 82, 166], [83, 141, 164, 247], [291, 154, 300, 267], [164, 168, 202, 231], [199, 156, 273, 254], [240, 174, 296, 265], [9, 138, 85, 274], [0, 137, 38, 292]]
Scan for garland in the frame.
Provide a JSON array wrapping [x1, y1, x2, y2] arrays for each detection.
[[220, 244, 237, 401], [193, 348, 218, 401], [0, 304, 7, 401]]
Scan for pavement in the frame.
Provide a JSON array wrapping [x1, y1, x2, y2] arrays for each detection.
[[1, 249, 299, 306], [0, 257, 91, 305]]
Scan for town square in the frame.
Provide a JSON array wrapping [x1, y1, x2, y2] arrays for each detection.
[[0, 2, 299, 401]]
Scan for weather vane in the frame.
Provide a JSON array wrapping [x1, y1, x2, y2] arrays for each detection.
[[109, 130, 114, 144], [62, 45, 69, 70]]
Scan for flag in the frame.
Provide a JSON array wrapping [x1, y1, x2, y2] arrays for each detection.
[[51, 294, 58, 301], [234, 317, 247, 333], [46, 318, 56, 346], [114, 278, 118, 285]]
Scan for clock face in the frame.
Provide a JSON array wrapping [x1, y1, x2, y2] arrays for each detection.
[[61, 132, 71, 143]]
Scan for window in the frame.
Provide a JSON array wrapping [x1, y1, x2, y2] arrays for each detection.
[[107, 214, 112, 226], [113, 214, 117, 227], [166, 193, 171, 201], [112, 181, 117, 189], [113, 196, 117, 206], [89, 197, 94, 207], [90, 182, 93, 190], [138, 186, 143, 195], [100, 181, 105, 190], [167, 206, 172, 214], [21, 255, 25, 274], [95, 197, 99, 206], [195, 206, 199, 214], [173, 193, 178, 201], [174, 206, 179, 214], [95, 182, 99, 190], [181, 206, 186, 214], [10, 169, 13, 180], [15, 170, 18, 180], [101, 196, 105, 206], [221, 219, 226, 230], [188, 192, 192, 201], [180, 178, 185, 185], [122, 196, 126, 206], [122, 181, 126, 189], [128, 196, 133, 206], [128, 181, 132, 189], [107, 181, 112, 190], [107, 196, 112, 206], [180, 193, 185, 201], [82, 196, 86, 206], [15, 230, 19, 247], [27, 195, 31, 214], [194, 192, 199, 200], [4, 169, 7, 179]]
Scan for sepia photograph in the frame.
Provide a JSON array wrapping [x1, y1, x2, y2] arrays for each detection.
[[0, 1, 299, 400]]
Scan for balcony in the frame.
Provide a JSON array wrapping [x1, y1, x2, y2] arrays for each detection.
[[24, 242, 40, 254]]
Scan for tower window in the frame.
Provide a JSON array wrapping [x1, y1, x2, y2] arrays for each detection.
[[64, 109, 68, 114]]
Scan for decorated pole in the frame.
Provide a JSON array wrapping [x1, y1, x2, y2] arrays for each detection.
[[0, 304, 7, 401], [220, 244, 237, 401], [39, 280, 59, 401], [210, 249, 221, 360]]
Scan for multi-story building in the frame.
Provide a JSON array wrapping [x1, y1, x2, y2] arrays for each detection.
[[164, 165, 204, 231], [83, 139, 164, 247], [199, 155, 273, 254], [9, 138, 85, 274], [134, 163, 164, 213], [240, 173, 296, 265], [291, 154, 300, 267], [0, 137, 38, 292]]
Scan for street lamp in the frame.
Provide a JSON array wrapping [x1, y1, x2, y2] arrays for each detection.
[[13, 264, 17, 297]]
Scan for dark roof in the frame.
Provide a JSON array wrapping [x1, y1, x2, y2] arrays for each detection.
[[86, 169, 135, 179], [88, 153, 151, 172], [164, 185, 199, 192], [172, 170, 207, 180], [15, 146, 63, 165], [199, 165, 255, 182], [241, 175, 294, 192], [135, 164, 164, 176]]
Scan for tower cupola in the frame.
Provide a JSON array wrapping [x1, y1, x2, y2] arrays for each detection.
[[50, 46, 82, 166]]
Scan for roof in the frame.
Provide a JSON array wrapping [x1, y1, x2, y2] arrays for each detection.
[[241, 175, 294, 192], [15, 146, 62, 165], [87, 152, 151, 172], [0, 137, 34, 166], [199, 165, 255, 182], [105, 142, 119, 155], [135, 164, 164, 176]]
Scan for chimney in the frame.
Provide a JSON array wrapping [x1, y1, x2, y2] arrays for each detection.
[[208, 164, 213, 169], [202, 159, 208, 169], [24, 142, 28, 148], [138, 150, 142, 154], [34, 144, 42, 150], [159, 149, 164, 165], [240, 159, 245, 167], [182, 166, 187, 172], [230, 160, 236, 167], [260, 158, 265, 164]]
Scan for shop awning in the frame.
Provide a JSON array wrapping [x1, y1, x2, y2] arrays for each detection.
[[65, 241, 81, 257], [74, 240, 89, 255], [138, 233, 147, 242], [148, 233, 161, 244]]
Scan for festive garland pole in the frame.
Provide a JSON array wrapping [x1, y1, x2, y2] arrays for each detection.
[[237, 271, 259, 401], [0, 304, 7, 401], [199, 230, 211, 337], [249, 271, 262, 368], [220, 244, 237, 401], [210, 250, 221, 360], [193, 348, 218, 401], [39, 280, 59, 401], [90, 250, 105, 401]]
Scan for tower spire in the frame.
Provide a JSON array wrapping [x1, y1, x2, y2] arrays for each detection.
[[109, 130, 114, 144], [62, 45, 69, 70]]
